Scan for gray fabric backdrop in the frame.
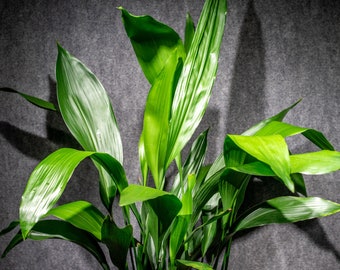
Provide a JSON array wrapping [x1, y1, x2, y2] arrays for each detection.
[[0, 0, 339, 269]]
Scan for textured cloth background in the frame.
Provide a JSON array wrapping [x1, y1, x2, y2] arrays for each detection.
[[0, 0, 339, 269]]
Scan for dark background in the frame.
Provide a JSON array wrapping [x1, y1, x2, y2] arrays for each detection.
[[1, 0, 339, 269]]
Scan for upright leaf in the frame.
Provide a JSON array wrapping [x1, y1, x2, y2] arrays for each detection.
[[56, 44, 123, 210], [184, 13, 195, 53], [142, 54, 183, 188], [166, 0, 227, 167]]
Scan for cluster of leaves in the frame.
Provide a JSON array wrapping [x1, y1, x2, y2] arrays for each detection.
[[1, 0, 340, 269]]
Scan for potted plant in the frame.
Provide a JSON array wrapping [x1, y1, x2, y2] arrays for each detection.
[[1, 0, 339, 269]]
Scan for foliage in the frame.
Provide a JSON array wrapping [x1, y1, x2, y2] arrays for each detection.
[[1, 0, 340, 269]]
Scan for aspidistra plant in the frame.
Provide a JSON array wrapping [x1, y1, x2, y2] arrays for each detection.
[[1, 0, 340, 269]]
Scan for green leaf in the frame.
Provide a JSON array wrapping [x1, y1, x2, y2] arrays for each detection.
[[226, 135, 294, 192], [142, 54, 183, 188], [177, 259, 213, 270], [46, 201, 105, 240], [184, 13, 195, 53], [290, 150, 340, 175], [19, 148, 128, 238], [166, 0, 227, 167], [120, 184, 182, 234], [254, 121, 334, 150], [101, 217, 133, 270], [233, 196, 340, 233], [2, 220, 109, 270], [119, 7, 186, 84], [172, 130, 208, 196], [242, 99, 301, 136], [56, 44, 123, 211], [1, 87, 57, 111]]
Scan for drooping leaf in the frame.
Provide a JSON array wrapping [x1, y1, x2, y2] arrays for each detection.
[[2, 220, 109, 270], [46, 201, 104, 240], [119, 7, 186, 84], [19, 148, 128, 238], [1, 87, 57, 111], [101, 217, 133, 270], [254, 121, 334, 150], [56, 44, 123, 211], [120, 184, 182, 235], [166, 0, 227, 167], [232, 196, 340, 233], [226, 135, 294, 192]]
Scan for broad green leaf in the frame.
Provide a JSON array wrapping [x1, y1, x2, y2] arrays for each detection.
[[20, 148, 128, 238], [233, 196, 340, 233], [56, 44, 123, 211], [101, 217, 133, 270], [291, 150, 340, 175], [120, 184, 175, 206], [177, 259, 213, 270], [119, 7, 186, 84], [120, 184, 182, 236], [243, 99, 301, 136], [1, 87, 57, 111], [142, 54, 183, 189], [254, 121, 334, 150], [226, 135, 294, 192], [2, 220, 109, 270], [166, 0, 227, 167], [46, 201, 104, 240], [184, 13, 195, 53]]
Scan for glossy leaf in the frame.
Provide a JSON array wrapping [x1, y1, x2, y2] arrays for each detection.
[[101, 217, 133, 270], [166, 0, 227, 167], [226, 135, 294, 192], [20, 148, 128, 238], [1, 87, 57, 111], [254, 121, 334, 150], [56, 44, 123, 211], [290, 150, 340, 175], [142, 54, 183, 188], [46, 201, 104, 240], [233, 196, 340, 233], [119, 7, 186, 84], [2, 220, 109, 270]]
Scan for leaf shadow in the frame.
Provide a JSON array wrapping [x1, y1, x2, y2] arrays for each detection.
[[226, 0, 266, 134], [228, 0, 340, 262]]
